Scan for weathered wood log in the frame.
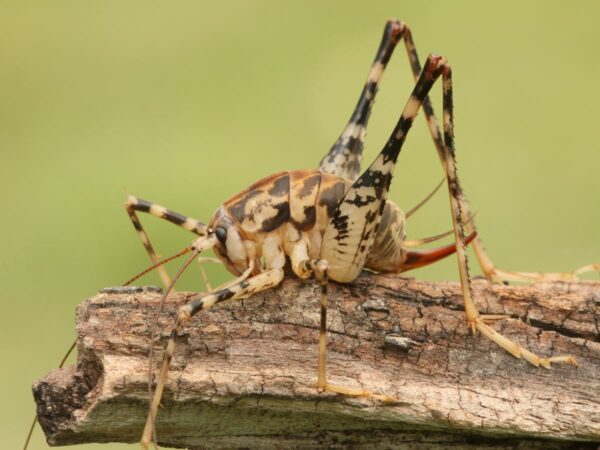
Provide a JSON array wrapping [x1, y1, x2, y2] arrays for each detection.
[[33, 274, 600, 449]]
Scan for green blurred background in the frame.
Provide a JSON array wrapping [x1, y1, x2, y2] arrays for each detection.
[[2, 1, 599, 448]]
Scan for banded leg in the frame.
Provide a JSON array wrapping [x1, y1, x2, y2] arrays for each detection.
[[125, 195, 208, 287], [399, 24, 598, 283], [323, 51, 575, 368], [440, 62, 575, 367], [140, 268, 285, 449], [321, 55, 450, 282], [320, 19, 597, 282], [319, 19, 404, 181]]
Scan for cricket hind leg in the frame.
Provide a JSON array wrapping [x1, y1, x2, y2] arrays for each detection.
[[316, 55, 467, 398], [125, 195, 209, 287], [439, 62, 576, 368], [140, 268, 285, 449], [475, 261, 600, 283], [319, 19, 405, 182], [400, 24, 599, 284]]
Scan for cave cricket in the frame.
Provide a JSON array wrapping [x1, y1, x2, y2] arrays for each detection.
[[25, 19, 599, 450]]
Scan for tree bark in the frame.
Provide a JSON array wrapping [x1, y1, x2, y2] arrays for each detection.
[[33, 274, 600, 449]]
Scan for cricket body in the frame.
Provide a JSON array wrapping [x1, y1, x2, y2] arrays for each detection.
[[209, 169, 462, 285], [110, 19, 596, 449]]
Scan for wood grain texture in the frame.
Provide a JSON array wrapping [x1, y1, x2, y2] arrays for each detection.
[[33, 275, 600, 449]]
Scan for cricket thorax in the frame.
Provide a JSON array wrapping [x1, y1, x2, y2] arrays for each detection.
[[209, 170, 350, 277]]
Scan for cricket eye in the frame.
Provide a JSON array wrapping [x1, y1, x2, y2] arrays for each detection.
[[215, 226, 227, 244]]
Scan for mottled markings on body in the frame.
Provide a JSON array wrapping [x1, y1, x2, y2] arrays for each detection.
[[288, 171, 321, 231], [318, 180, 348, 217], [260, 201, 290, 232], [226, 173, 292, 234], [298, 174, 320, 198], [365, 209, 378, 224], [228, 189, 262, 224], [291, 205, 316, 231], [269, 174, 290, 198], [138, 27, 527, 448], [319, 55, 447, 282], [330, 211, 350, 240], [353, 169, 392, 198], [345, 193, 375, 207]]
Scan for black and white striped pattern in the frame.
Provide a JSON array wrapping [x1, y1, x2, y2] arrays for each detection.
[[140, 267, 284, 448], [315, 19, 478, 333], [319, 19, 404, 182], [333, 23, 577, 367], [125, 195, 207, 286], [321, 55, 447, 282], [137, 20, 583, 450]]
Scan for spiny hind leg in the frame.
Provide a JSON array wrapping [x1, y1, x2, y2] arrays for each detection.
[[474, 319, 577, 368], [463, 219, 599, 283], [125, 195, 209, 287], [140, 268, 285, 449], [319, 19, 405, 181], [473, 247, 600, 283], [398, 24, 598, 285], [319, 19, 449, 184], [437, 61, 576, 367]]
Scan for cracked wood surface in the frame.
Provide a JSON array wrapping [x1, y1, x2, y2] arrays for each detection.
[[33, 274, 600, 449]]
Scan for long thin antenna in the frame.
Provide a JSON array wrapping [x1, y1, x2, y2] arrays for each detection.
[[403, 210, 479, 247], [147, 248, 199, 449], [124, 246, 193, 286], [405, 178, 445, 218]]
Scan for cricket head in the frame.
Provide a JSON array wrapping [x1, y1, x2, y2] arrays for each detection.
[[206, 207, 248, 276]]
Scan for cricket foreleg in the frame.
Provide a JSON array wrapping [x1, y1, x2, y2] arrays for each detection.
[[140, 268, 284, 449], [125, 195, 208, 287]]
